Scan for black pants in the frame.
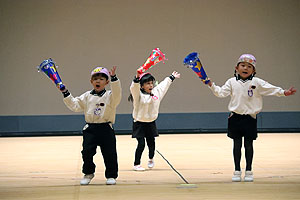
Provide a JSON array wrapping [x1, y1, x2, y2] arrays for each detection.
[[134, 137, 155, 165], [81, 123, 118, 179]]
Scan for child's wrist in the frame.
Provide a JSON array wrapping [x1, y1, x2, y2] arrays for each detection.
[[62, 89, 70, 98], [111, 74, 118, 82], [206, 80, 212, 87], [133, 76, 139, 83], [203, 79, 211, 85], [169, 74, 175, 82], [284, 90, 290, 96]]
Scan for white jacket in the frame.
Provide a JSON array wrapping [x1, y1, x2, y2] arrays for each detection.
[[63, 79, 121, 124], [130, 77, 173, 122], [209, 77, 285, 117]]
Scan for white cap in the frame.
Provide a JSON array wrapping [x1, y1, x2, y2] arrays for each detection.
[[237, 54, 256, 67], [91, 67, 110, 78]]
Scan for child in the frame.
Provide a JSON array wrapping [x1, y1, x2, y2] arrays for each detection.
[[205, 54, 296, 182], [129, 70, 180, 171], [60, 66, 121, 185]]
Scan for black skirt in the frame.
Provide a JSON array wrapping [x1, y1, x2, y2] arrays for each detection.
[[132, 121, 159, 138], [228, 112, 257, 140]]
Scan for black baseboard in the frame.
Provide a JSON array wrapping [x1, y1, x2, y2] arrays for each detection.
[[0, 112, 299, 137]]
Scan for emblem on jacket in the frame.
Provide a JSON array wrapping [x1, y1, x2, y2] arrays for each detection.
[[152, 95, 158, 100], [150, 93, 158, 100], [94, 103, 105, 116], [248, 85, 256, 97]]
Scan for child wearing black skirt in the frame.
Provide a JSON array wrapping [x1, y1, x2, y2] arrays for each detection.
[[129, 70, 180, 171], [205, 54, 296, 182]]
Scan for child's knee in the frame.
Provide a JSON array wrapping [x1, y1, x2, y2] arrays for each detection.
[[81, 148, 96, 157]]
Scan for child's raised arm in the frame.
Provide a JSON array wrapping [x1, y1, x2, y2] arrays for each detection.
[[109, 66, 122, 106]]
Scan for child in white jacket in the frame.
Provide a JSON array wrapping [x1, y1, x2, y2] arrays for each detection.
[[61, 66, 121, 185], [129, 70, 180, 171], [205, 54, 296, 182]]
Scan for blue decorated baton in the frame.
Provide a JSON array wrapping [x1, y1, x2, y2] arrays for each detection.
[[183, 52, 210, 84]]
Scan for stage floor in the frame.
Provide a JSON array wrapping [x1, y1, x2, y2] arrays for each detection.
[[0, 133, 299, 200]]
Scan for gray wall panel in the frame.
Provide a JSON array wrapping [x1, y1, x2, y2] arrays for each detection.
[[1, 112, 299, 137]]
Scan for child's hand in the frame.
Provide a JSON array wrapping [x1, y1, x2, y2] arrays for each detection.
[[284, 87, 296, 96], [136, 68, 143, 78], [110, 66, 117, 77], [57, 84, 67, 92], [206, 79, 212, 87], [204, 78, 212, 86], [172, 71, 181, 79]]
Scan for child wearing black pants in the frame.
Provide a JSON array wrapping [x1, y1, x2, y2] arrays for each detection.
[[82, 123, 118, 179], [61, 66, 121, 185]]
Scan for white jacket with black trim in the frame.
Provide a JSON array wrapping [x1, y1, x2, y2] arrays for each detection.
[[209, 77, 285, 117], [63, 79, 121, 124], [130, 77, 173, 122]]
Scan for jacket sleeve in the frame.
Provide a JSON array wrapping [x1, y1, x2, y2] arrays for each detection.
[[258, 79, 285, 97], [209, 79, 232, 98], [153, 77, 173, 99], [109, 79, 122, 107], [130, 81, 141, 102], [63, 92, 86, 112]]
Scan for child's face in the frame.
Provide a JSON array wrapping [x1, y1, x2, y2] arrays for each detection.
[[90, 74, 109, 92], [141, 80, 154, 94], [235, 62, 255, 80]]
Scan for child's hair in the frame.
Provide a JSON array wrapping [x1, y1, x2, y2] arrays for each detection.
[[128, 73, 156, 102], [139, 73, 155, 86]]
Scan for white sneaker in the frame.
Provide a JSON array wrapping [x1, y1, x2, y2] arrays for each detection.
[[244, 171, 254, 182], [80, 174, 94, 185], [106, 178, 116, 185], [133, 165, 145, 171], [232, 171, 242, 182], [148, 159, 154, 169]]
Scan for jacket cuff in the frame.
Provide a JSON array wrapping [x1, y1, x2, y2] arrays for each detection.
[[62, 90, 70, 98], [169, 75, 175, 82], [111, 75, 118, 82], [133, 76, 140, 83]]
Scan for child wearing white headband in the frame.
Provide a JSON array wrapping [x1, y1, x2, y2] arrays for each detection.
[[205, 54, 296, 182]]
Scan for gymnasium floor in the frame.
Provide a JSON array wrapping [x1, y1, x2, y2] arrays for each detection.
[[0, 133, 299, 200]]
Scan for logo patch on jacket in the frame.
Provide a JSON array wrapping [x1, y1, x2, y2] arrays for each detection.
[[248, 85, 256, 97], [94, 103, 105, 116]]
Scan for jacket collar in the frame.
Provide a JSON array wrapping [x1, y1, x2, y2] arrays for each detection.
[[90, 89, 106, 97], [235, 74, 254, 82], [140, 88, 154, 96]]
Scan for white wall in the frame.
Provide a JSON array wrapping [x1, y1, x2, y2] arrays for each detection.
[[0, 0, 299, 115]]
